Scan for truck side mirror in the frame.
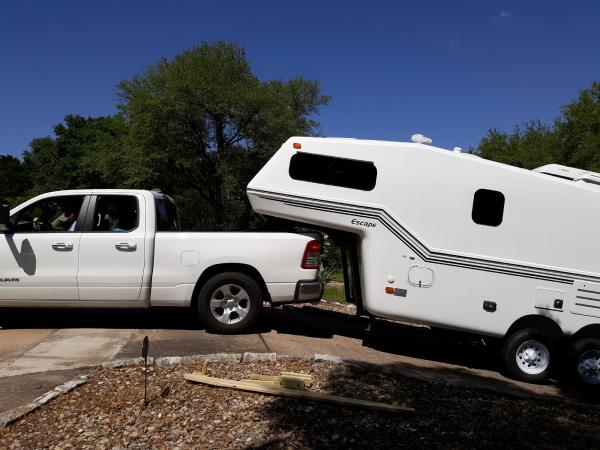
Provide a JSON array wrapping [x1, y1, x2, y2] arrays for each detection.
[[0, 204, 12, 232]]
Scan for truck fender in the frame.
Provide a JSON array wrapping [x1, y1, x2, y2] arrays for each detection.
[[191, 263, 271, 308]]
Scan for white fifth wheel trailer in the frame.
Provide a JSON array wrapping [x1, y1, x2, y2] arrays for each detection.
[[247, 136, 600, 387]]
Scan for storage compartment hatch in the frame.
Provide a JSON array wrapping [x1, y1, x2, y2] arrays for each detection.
[[534, 288, 566, 311], [408, 265, 434, 288]]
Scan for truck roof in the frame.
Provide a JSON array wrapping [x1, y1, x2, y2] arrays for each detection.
[[32, 189, 165, 197]]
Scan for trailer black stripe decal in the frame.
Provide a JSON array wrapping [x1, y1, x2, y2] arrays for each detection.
[[575, 303, 600, 310], [248, 188, 600, 285], [576, 296, 600, 302], [279, 199, 572, 284]]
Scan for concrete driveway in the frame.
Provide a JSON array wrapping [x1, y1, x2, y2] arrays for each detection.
[[0, 304, 592, 414]]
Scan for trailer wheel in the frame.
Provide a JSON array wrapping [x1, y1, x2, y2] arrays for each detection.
[[502, 328, 553, 383], [197, 272, 262, 334], [567, 338, 600, 389]]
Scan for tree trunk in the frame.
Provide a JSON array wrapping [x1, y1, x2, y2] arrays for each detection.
[[212, 116, 225, 228]]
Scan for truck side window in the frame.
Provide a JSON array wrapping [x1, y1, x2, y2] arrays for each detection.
[[472, 189, 505, 227], [12, 196, 85, 232], [156, 195, 179, 231], [92, 196, 138, 232], [289, 152, 377, 191]]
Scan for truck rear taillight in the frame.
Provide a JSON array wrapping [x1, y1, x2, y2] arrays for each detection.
[[301, 240, 321, 269]]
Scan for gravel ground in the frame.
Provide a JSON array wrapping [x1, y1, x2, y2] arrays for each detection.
[[286, 300, 356, 315], [1, 359, 599, 449]]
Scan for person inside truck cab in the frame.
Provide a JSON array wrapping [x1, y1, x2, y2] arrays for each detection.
[[49, 202, 80, 231], [13, 196, 84, 232], [107, 204, 126, 232], [91, 196, 137, 232]]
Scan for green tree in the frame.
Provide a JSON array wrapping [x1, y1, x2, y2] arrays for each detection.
[[557, 81, 600, 171], [0, 155, 30, 205], [116, 41, 329, 230], [23, 114, 129, 195], [476, 81, 600, 171], [476, 121, 561, 169]]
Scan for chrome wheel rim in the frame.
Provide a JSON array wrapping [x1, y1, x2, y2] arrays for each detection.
[[577, 350, 600, 385], [209, 284, 250, 325], [516, 340, 550, 375]]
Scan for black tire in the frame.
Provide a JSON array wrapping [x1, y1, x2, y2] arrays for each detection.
[[196, 272, 263, 334], [501, 328, 553, 383], [567, 338, 600, 389]]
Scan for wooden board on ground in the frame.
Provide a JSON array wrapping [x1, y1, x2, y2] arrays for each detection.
[[248, 374, 278, 381], [184, 373, 414, 414], [247, 372, 312, 390]]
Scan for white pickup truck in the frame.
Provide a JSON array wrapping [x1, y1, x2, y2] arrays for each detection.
[[0, 189, 323, 332]]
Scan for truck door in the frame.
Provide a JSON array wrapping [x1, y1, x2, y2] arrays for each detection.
[[0, 195, 87, 301], [77, 194, 146, 301]]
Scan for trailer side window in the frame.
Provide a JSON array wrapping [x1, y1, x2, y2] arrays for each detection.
[[289, 152, 377, 191], [472, 189, 505, 227]]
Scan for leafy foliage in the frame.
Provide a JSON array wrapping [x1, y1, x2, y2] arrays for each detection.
[[116, 41, 329, 230], [476, 82, 600, 171], [22, 114, 129, 196], [0, 155, 29, 204], [557, 82, 600, 171], [319, 235, 342, 282]]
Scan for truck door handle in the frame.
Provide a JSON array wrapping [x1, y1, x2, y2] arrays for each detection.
[[115, 242, 137, 252], [52, 242, 73, 251]]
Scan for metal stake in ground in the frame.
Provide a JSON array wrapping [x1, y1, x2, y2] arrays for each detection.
[[142, 336, 150, 406]]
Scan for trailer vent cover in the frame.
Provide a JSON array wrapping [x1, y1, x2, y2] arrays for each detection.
[[571, 281, 600, 318]]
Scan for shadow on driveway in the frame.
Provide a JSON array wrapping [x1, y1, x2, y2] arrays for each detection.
[[1, 305, 498, 371], [265, 305, 502, 373], [0, 307, 202, 331]]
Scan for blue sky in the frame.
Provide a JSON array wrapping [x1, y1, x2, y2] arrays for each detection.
[[1, 1, 599, 157]]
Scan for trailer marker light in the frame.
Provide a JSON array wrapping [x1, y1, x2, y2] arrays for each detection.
[[293, 142, 302, 149], [385, 286, 394, 294]]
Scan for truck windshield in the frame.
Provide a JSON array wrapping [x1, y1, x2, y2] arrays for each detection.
[[156, 195, 180, 231]]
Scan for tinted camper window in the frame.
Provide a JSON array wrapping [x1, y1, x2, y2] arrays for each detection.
[[472, 189, 505, 227], [289, 152, 377, 191]]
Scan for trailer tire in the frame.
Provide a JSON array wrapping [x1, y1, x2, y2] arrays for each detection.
[[197, 272, 263, 334], [502, 328, 553, 383], [567, 338, 600, 389]]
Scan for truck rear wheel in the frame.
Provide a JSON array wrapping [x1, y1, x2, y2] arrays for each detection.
[[568, 338, 600, 389], [197, 272, 263, 334], [502, 328, 553, 383]]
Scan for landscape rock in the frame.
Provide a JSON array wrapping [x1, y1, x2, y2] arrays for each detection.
[[241, 352, 277, 362], [102, 357, 152, 369], [314, 354, 344, 363]]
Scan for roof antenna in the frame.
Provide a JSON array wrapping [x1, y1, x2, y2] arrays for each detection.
[[411, 134, 432, 144]]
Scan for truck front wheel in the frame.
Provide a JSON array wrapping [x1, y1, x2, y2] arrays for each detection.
[[197, 272, 263, 334]]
